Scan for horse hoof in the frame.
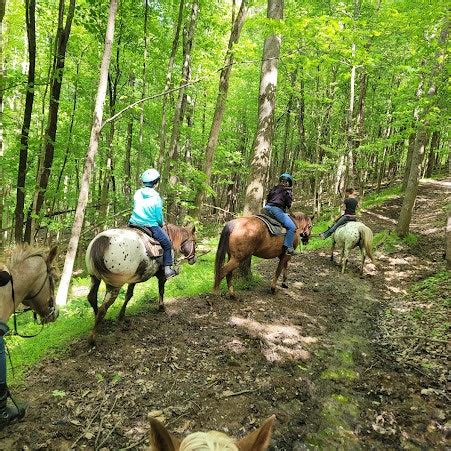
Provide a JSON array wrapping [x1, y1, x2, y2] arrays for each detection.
[[281, 283, 288, 289], [88, 334, 96, 347], [270, 287, 276, 294], [158, 304, 166, 312]]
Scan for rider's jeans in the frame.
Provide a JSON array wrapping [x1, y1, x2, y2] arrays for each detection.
[[146, 226, 174, 266], [263, 205, 296, 249]]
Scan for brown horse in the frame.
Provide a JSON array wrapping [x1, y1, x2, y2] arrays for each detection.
[[85, 224, 196, 344], [213, 212, 313, 297], [0, 245, 59, 325], [149, 415, 275, 451]]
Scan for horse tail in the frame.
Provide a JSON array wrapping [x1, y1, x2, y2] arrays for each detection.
[[360, 225, 374, 262], [88, 235, 111, 279], [214, 221, 235, 289]]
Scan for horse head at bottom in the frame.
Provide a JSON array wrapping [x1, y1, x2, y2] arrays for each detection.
[[149, 415, 275, 451]]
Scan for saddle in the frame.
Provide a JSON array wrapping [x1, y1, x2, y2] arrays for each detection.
[[127, 225, 164, 258], [254, 212, 287, 236]]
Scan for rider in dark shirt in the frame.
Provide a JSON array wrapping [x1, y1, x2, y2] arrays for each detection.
[[320, 188, 359, 239], [263, 173, 298, 255]]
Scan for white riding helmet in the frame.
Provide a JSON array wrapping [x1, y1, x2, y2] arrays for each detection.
[[141, 168, 160, 185]]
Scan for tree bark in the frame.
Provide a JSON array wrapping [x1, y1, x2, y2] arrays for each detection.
[[194, 0, 248, 214], [424, 130, 439, 178], [55, 0, 118, 306], [396, 126, 427, 236], [14, 0, 36, 243], [0, 0, 5, 158], [164, 0, 199, 196], [402, 132, 416, 191], [158, 0, 184, 168], [26, 0, 76, 242], [243, 0, 283, 216]]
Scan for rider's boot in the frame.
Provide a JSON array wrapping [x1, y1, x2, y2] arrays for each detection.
[[0, 385, 27, 429], [283, 245, 300, 256], [163, 266, 177, 280]]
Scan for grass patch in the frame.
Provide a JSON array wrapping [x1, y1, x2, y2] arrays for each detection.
[[361, 186, 401, 209], [373, 229, 418, 253], [6, 247, 217, 385]]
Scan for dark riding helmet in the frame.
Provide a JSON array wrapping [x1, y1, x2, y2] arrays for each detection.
[[279, 173, 293, 187]]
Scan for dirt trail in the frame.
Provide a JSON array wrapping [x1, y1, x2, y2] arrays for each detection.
[[0, 180, 449, 450]]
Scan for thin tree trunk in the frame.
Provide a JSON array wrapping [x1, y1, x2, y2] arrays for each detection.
[[0, 0, 4, 158], [243, 0, 283, 216], [194, 0, 248, 214], [158, 0, 184, 168], [137, 2, 148, 176], [27, 0, 76, 242], [402, 132, 416, 191], [164, 0, 199, 196], [424, 130, 439, 178], [56, 0, 118, 306], [396, 126, 427, 236], [14, 0, 36, 243]]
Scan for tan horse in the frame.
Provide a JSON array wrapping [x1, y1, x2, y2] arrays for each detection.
[[214, 213, 313, 297], [0, 245, 59, 325], [149, 415, 275, 451]]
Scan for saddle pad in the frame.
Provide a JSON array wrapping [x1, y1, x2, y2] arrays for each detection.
[[126, 226, 164, 258], [254, 214, 287, 236]]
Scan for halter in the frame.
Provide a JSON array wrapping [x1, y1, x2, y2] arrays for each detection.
[[180, 236, 196, 261], [8, 256, 55, 338]]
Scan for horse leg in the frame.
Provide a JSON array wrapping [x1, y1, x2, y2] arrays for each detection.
[[216, 258, 240, 298], [360, 246, 366, 276], [87, 275, 101, 315], [89, 285, 120, 346], [281, 257, 289, 289], [271, 256, 289, 293], [341, 248, 349, 274], [330, 240, 335, 262], [157, 274, 166, 311], [118, 283, 136, 321]]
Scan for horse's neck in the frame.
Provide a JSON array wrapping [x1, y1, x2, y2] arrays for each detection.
[[165, 225, 181, 251]]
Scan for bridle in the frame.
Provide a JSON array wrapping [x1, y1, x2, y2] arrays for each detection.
[[9, 255, 56, 338], [180, 236, 196, 262]]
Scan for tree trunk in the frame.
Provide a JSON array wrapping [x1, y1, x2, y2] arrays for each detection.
[[402, 132, 416, 191], [14, 0, 36, 243], [158, 0, 184, 168], [55, 0, 118, 306], [0, 0, 5, 158], [243, 0, 283, 216], [27, 0, 76, 242], [137, 2, 148, 176], [424, 130, 439, 178], [194, 0, 248, 214], [164, 0, 199, 194], [396, 126, 427, 236]]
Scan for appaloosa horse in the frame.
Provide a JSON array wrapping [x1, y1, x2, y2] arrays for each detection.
[[214, 212, 313, 297], [85, 224, 196, 344], [331, 221, 374, 274], [149, 415, 275, 451], [0, 245, 59, 326]]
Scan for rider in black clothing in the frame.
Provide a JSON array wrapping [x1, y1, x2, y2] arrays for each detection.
[[320, 188, 359, 239]]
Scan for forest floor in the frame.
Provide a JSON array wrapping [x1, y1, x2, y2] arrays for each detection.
[[1, 180, 449, 450]]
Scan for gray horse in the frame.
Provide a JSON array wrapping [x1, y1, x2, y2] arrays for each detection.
[[331, 221, 374, 274]]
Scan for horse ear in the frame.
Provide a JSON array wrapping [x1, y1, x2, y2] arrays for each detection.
[[186, 223, 196, 234], [235, 415, 275, 451], [46, 245, 58, 265], [149, 417, 181, 451]]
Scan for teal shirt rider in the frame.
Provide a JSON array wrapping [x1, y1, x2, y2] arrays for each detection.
[[129, 187, 164, 227]]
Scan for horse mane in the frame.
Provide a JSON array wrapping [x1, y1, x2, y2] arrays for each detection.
[[179, 431, 238, 451], [6, 244, 49, 269]]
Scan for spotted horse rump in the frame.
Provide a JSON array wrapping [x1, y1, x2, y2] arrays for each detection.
[[85, 223, 197, 345]]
